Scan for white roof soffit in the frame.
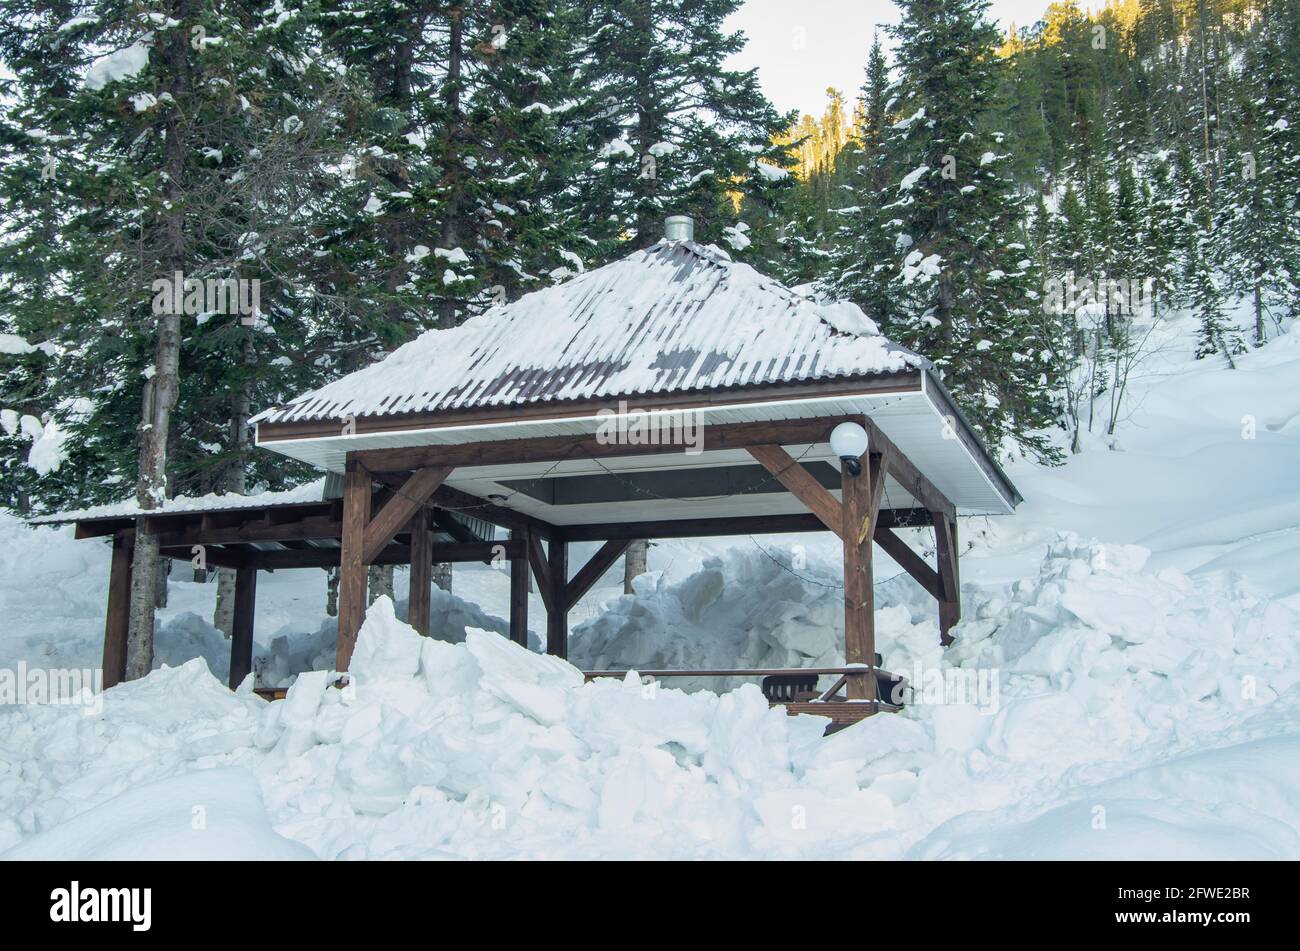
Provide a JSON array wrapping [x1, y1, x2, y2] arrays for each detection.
[[256, 387, 1019, 516]]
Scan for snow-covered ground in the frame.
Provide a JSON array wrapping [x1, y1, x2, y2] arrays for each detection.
[[2, 308, 1298, 859]]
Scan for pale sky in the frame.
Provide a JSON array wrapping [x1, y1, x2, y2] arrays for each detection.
[[725, 0, 1059, 119]]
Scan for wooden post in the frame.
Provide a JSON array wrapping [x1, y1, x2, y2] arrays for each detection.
[[509, 530, 530, 647], [337, 460, 372, 672], [841, 456, 880, 702], [934, 513, 960, 646], [102, 531, 133, 689], [545, 538, 568, 659], [229, 566, 257, 689], [407, 507, 433, 636]]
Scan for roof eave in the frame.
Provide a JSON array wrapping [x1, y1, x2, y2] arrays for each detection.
[[254, 371, 926, 445], [921, 368, 1023, 511]]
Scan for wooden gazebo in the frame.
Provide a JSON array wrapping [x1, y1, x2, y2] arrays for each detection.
[[37, 231, 1020, 725], [249, 233, 1021, 721]]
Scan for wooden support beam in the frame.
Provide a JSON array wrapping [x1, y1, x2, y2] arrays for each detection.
[[934, 512, 961, 646], [153, 514, 344, 548], [545, 539, 568, 659], [565, 539, 632, 608], [408, 508, 433, 636], [355, 416, 863, 473], [76, 519, 135, 540], [861, 417, 955, 517], [361, 466, 453, 564], [557, 509, 931, 542], [224, 539, 520, 571], [159, 545, 249, 569], [509, 531, 530, 647], [337, 461, 372, 672], [102, 531, 133, 689], [420, 483, 557, 538], [841, 455, 882, 701], [527, 532, 555, 614], [229, 566, 257, 689], [872, 525, 943, 600], [747, 444, 845, 537]]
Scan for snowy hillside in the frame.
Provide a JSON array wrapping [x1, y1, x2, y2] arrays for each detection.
[[2, 310, 1299, 859]]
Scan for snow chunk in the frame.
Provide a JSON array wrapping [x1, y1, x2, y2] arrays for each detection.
[[0, 333, 35, 354], [753, 160, 789, 181], [819, 300, 880, 337], [899, 165, 928, 191], [85, 41, 151, 90], [600, 138, 634, 159], [26, 419, 69, 475]]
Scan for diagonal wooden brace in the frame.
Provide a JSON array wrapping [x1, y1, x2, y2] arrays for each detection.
[[361, 466, 453, 564]]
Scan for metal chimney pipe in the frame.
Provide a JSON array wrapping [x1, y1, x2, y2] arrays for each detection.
[[664, 215, 694, 242]]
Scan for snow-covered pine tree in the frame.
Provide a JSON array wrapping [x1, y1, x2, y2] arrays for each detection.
[[0, 2, 358, 675], [820, 35, 900, 326], [1144, 151, 1183, 317], [566, 0, 795, 261], [870, 0, 1061, 460], [1218, 3, 1300, 343], [1190, 238, 1244, 361]]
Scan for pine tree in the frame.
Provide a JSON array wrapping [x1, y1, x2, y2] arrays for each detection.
[[820, 35, 898, 325], [566, 0, 795, 260], [1218, 3, 1300, 343], [1190, 240, 1244, 360], [870, 0, 1062, 460], [0, 2, 359, 674]]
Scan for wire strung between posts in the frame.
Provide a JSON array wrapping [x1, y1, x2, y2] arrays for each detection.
[[745, 535, 908, 591]]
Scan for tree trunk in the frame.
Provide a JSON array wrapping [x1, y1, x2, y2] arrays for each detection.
[[124, 5, 191, 681], [437, 8, 464, 328], [126, 326, 181, 679], [213, 336, 254, 637], [432, 562, 452, 594], [623, 539, 648, 594], [325, 567, 340, 617], [213, 570, 237, 638], [154, 557, 170, 609], [368, 564, 395, 604]]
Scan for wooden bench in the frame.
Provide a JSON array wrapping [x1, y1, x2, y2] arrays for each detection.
[[583, 665, 908, 729]]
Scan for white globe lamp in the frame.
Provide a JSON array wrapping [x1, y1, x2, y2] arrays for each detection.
[[830, 422, 870, 476]]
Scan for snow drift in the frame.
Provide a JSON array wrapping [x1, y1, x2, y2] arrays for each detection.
[[3, 530, 1298, 859]]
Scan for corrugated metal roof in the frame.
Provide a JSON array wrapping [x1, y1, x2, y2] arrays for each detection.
[[252, 240, 927, 427]]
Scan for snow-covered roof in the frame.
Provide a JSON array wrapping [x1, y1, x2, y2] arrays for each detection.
[[253, 240, 926, 428], [28, 479, 328, 525]]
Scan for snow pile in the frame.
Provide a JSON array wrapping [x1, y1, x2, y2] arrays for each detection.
[[570, 546, 941, 690], [255, 583, 532, 687], [940, 534, 1300, 744], [4, 535, 1298, 860], [0, 602, 883, 859], [3, 768, 314, 860]]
